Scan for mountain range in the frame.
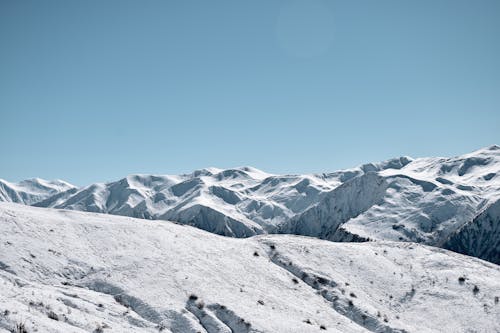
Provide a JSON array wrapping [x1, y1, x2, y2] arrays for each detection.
[[1, 145, 499, 264]]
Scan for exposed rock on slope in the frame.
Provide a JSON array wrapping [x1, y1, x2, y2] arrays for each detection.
[[445, 198, 500, 264]]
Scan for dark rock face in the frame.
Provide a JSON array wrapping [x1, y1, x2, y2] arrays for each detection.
[[445, 199, 500, 265]]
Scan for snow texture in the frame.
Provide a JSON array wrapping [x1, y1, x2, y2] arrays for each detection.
[[1, 203, 499, 333]]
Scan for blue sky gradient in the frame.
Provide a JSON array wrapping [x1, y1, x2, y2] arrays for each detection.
[[1, 0, 499, 185]]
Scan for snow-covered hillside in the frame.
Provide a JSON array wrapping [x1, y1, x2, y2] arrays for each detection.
[[1, 203, 499, 333], [1, 146, 499, 264]]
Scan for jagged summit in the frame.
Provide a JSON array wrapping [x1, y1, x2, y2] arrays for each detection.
[[482, 144, 500, 151]]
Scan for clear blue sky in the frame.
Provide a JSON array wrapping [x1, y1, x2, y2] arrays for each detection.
[[1, 0, 499, 186]]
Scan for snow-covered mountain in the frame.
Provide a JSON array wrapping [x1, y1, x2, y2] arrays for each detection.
[[0, 178, 76, 205], [33, 166, 338, 237], [1, 203, 499, 333], [2, 145, 499, 263], [280, 146, 500, 262]]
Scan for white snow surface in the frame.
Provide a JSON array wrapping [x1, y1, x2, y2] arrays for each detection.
[[1, 203, 499, 333]]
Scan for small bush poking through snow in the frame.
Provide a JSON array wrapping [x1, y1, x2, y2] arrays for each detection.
[[458, 276, 466, 285], [473, 285, 480, 295], [269, 244, 276, 250], [238, 318, 252, 328], [47, 310, 59, 321], [188, 294, 198, 301], [320, 324, 326, 330], [257, 300, 265, 305], [495, 296, 499, 304], [14, 322, 28, 333], [93, 325, 104, 333], [253, 251, 259, 257]]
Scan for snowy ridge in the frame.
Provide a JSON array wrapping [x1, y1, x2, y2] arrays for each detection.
[[34, 166, 342, 237], [2, 146, 500, 263], [0, 178, 75, 205], [1, 203, 499, 333]]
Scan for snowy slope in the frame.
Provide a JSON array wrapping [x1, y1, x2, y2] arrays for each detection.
[[0, 178, 76, 205], [1, 203, 499, 333], [2, 146, 500, 263]]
